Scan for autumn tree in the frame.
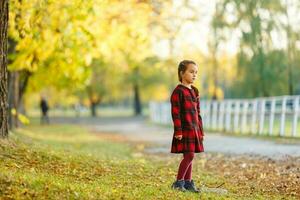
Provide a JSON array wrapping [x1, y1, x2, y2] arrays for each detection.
[[8, 0, 96, 123], [214, 0, 290, 97], [282, 0, 300, 95], [0, 0, 9, 138]]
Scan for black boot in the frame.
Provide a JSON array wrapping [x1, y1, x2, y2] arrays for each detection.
[[184, 180, 200, 193], [171, 180, 186, 192]]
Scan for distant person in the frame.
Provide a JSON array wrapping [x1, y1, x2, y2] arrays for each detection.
[[170, 60, 205, 193], [40, 97, 49, 124]]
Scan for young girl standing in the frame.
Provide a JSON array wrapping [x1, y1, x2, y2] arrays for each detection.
[[170, 60, 204, 193]]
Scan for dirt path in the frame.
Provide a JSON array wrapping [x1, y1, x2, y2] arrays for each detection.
[[51, 116, 300, 159]]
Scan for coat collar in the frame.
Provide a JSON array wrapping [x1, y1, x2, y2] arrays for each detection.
[[178, 84, 192, 90]]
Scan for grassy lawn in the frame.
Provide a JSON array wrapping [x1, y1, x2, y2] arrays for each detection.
[[0, 124, 299, 199]]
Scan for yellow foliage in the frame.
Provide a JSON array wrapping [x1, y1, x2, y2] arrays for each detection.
[[10, 108, 30, 125], [18, 113, 30, 125], [11, 108, 17, 116], [143, 84, 170, 102], [208, 85, 224, 100]]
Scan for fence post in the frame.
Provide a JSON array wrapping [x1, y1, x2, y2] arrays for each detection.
[[206, 101, 212, 129], [212, 101, 218, 130], [241, 101, 249, 133], [258, 99, 266, 135], [162, 103, 169, 124], [269, 99, 276, 136], [152, 103, 156, 122], [202, 101, 208, 127], [157, 103, 161, 123], [233, 101, 240, 132], [225, 100, 232, 132], [280, 96, 287, 137], [251, 99, 258, 134], [149, 102, 154, 122], [218, 101, 225, 131], [292, 97, 299, 137]]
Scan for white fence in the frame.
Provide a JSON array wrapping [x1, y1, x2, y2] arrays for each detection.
[[149, 95, 300, 137]]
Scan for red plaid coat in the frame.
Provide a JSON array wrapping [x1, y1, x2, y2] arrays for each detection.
[[170, 84, 204, 153]]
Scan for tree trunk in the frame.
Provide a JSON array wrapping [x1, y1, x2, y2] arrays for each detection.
[[211, 2, 219, 100], [212, 43, 219, 100], [90, 102, 97, 117], [0, 0, 9, 138], [18, 70, 31, 108], [6, 1, 31, 128], [285, 0, 294, 95], [8, 71, 19, 129], [13, 72, 19, 128], [133, 83, 142, 116], [7, 36, 32, 129]]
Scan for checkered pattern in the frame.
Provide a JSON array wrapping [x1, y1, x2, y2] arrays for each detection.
[[170, 84, 204, 153]]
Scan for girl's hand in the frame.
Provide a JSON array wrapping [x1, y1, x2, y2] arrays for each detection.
[[175, 135, 183, 140]]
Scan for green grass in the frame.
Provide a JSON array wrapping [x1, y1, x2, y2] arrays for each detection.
[[0, 124, 296, 199]]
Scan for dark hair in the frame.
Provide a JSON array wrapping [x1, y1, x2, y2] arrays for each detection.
[[178, 60, 199, 97], [178, 60, 197, 83], [191, 85, 199, 98]]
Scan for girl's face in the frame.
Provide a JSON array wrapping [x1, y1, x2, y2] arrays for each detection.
[[181, 64, 198, 84]]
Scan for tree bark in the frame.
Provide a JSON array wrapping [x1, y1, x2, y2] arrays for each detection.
[[0, 0, 9, 138]]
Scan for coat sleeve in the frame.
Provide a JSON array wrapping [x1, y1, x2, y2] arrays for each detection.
[[170, 90, 183, 136], [196, 97, 204, 137]]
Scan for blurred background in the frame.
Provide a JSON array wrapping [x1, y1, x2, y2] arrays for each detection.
[[6, 0, 300, 127]]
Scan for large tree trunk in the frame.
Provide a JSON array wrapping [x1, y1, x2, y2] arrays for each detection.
[[88, 92, 100, 117], [132, 66, 142, 116], [7, 70, 31, 129], [0, 0, 9, 138]]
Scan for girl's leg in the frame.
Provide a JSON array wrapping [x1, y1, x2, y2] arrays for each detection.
[[176, 152, 194, 180], [184, 162, 193, 180]]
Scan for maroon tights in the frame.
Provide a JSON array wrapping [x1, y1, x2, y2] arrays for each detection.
[[176, 152, 194, 180]]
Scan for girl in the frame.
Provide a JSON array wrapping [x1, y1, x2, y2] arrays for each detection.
[[170, 60, 204, 193]]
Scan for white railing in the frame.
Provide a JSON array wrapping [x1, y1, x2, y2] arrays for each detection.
[[149, 95, 300, 137]]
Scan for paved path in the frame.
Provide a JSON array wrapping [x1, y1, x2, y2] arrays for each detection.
[[51, 116, 300, 158]]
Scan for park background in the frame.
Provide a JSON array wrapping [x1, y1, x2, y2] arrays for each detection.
[[6, 0, 300, 122], [1, 0, 300, 199]]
